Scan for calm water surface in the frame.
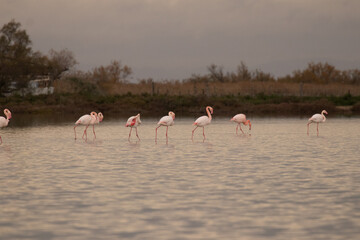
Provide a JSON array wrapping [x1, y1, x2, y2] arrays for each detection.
[[0, 117, 360, 239]]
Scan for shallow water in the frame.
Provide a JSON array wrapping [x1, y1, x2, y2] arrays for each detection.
[[1, 117, 360, 239]]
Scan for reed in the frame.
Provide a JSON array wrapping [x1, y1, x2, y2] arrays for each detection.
[[86, 81, 360, 97]]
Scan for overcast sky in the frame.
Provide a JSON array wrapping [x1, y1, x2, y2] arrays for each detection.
[[1, 0, 360, 80]]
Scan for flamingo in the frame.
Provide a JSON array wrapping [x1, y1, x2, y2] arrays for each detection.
[[307, 110, 328, 136], [92, 112, 104, 139], [192, 106, 213, 140], [74, 112, 98, 140], [0, 109, 12, 144], [230, 113, 251, 134], [126, 113, 141, 140], [155, 111, 175, 141]]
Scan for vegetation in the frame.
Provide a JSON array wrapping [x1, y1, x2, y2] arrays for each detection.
[[0, 20, 77, 93], [1, 19, 360, 116]]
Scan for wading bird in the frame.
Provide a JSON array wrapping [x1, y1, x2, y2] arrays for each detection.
[[74, 112, 98, 140], [192, 106, 213, 140], [92, 112, 104, 139], [126, 113, 141, 141], [307, 110, 328, 136], [230, 113, 251, 135], [0, 109, 12, 144], [155, 111, 175, 141]]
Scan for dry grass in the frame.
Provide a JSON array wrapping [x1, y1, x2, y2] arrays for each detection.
[[97, 81, 360, 96]]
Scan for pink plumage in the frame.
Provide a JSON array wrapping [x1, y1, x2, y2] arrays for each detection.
[[0, 109, 12, 144], [74, 112, 98, 140], [126, 113, 141, 140], [192, 106, 213, 140], [155, 111, 175, 141], [230, 113, 251, 135], [307, 110, 328, 136]]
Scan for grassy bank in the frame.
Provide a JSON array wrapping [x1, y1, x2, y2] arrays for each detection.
[[1, 93, 360, 117]]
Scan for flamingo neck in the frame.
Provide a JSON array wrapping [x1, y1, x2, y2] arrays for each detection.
[[206, 107, 212, 120], [322, 113, 326, 122]]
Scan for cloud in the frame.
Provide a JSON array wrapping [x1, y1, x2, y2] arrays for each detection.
[[1, 0, 360, 80]]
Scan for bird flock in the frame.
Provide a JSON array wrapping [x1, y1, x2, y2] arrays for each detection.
[[0, 107, 328, 144]]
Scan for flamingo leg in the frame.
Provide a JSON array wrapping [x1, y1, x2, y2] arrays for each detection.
[[239, 124, 244, 134], [93, 125, 96, 139], [202, 127, 206, 140], [317, 123, 319, 136], [74, 125, 78, 140], [166, 126, 169, 138], [0, 135, 2, 144], [192, 126, 198, 139], [129, 128, 133, 140], [155, 126, 161, 141], [83, 125, 89, 140], [135, 128, 140, 141], [307, 122, 311, 135], [236, 124, 239, 135]]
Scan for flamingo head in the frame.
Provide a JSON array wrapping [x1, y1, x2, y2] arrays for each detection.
[[4, 109, 11, 120], [90, 111, 98, 119], [207, 106, 213, 114], [98, 112, 104, 122], [169, 111, 175, 119], [245, 120, 252, 130], [322, 110, 328, 115]]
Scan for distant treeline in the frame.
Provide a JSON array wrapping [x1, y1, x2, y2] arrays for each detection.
[[2, 19, 360, 98]]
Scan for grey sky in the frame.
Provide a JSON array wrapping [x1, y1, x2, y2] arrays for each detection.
[[1, 0, 360, 80]]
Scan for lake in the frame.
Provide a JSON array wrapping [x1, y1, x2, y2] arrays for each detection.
[[1, 117, 360, 239]]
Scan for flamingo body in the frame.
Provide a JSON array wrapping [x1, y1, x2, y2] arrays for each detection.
[[157, 115, 174, 126], [307, 110, 327, 136], [194, 116, 211, 127], [231, 113, 251, 134], [126, 113, 141, 140], [192, 106, 213, 140], [0, 109, 12, 144]]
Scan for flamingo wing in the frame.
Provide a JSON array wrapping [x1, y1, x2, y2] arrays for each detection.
[[0, 117, 8, 128], [126, 116, 136, 127], [75, 114, 91, 125], [232, 114, 246, 123], [309, 114, 323, 123], [158, 116, 173, 126], [194, 116, 210, 127]]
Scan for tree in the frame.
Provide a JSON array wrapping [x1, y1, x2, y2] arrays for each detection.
[[291, 62, 343, 84], [92, 60, 132, 83], [48, 48, 77, 80], [234, 61, 252, 81], [0, 20, 34, 91], [207, 64, 225, 82]]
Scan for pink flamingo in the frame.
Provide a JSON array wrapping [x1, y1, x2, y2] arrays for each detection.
[[307, 110, 328, 136], [126, 113, 141, 141], [0, 109, 12, 144], [230, 113, 251, 134], [155, 111, 175, 141], [74, 112, 98, 140], [192, 106, 213, 140], [92, 112, 104, 139]]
